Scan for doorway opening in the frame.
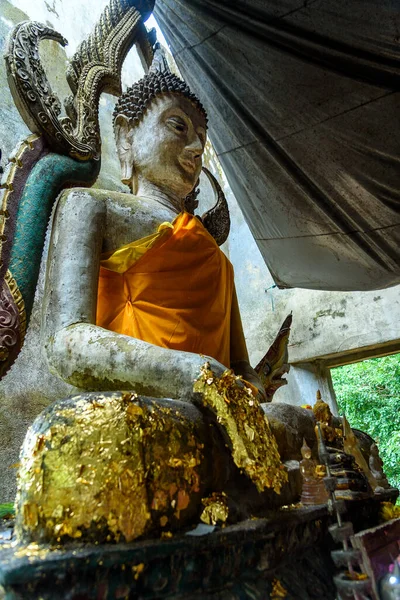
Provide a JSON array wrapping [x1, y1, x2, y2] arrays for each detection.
[[330, 353, 400, 491]]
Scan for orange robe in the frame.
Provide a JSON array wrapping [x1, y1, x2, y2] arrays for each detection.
[[96, 212, 235, 367]]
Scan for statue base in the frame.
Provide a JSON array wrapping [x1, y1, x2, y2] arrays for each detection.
[[1, 490, 398, 600]]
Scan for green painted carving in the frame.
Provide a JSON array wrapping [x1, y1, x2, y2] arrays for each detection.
[[9, 154, 98, 319]]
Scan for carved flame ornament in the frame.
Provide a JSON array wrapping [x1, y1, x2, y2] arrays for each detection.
[[184, 167, 230, 246], [0, 271, 25, 375], [201, 168, 230, 247], [5, 0, 154, 161]]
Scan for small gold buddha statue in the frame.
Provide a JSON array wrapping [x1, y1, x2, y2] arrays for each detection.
[[313, 401, 372, 500], [313, 390, 342, 444], [299, 438, 329, 505]]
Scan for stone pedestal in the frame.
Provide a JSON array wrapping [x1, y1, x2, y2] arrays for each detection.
[[1, 491, 397, 600]]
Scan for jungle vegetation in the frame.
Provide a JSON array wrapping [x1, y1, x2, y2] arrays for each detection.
[[331, 353, 400, 491]]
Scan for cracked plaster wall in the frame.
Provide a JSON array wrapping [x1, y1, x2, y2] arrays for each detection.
[[0, 1, 399, 499]]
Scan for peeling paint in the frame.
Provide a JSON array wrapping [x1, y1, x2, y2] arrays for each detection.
[[312, 309, 346, 328], [44, 0, 59, 18]]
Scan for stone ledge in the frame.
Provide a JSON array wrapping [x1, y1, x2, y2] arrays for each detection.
[[1, 490, 397, 600]]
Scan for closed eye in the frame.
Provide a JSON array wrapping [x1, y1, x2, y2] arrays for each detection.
[[167, 117, 187, 133]]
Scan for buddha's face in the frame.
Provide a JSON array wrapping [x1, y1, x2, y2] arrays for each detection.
[[115, 94, 207, 199]]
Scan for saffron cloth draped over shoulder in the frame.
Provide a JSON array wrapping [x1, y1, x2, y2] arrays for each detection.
[[96, 212, 234, 367]]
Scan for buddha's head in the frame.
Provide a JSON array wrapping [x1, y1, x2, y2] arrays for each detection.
[[301, 438, 312, 460], [113, 71, 207, 200]]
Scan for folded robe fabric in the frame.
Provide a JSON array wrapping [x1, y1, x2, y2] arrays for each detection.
[[97, 212, 234, 367], [154, 0, 400, 291]]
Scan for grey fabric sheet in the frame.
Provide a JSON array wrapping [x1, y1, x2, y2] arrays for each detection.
[[154, 0, 400, 290]]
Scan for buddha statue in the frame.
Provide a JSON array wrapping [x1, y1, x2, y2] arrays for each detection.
[[14, 67, 388, 546], [299, 438, 329, 505], [42, 69, 263, 402], [16, 69, 290, 545], [313, 399, 372, 500], [313, 390, 342, 445]]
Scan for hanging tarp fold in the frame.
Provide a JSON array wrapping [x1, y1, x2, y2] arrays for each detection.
[[154, 0, 400, 290]]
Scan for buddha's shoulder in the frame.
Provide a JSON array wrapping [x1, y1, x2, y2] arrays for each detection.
[[58, 188, 174, 226], [59, 187, 139, 208]]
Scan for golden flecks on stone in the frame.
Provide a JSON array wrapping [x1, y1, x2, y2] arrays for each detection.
[[279, 503, 301, 511], [14, 542, 50, 560], [161, 531, 173, 539], [194, 364, 288, 494], [132, 563, 145, 580], [271, 578, 288, 598], [200, 492, 229, 526], [315, 464, 326, 478], [380, 501, 400, 521], [15, 393, 205, 544]]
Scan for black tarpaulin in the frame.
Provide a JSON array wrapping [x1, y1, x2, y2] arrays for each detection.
[[154, 0, 400, 290]]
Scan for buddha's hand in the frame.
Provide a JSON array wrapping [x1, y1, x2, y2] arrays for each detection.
[[230, 360, 267, 403], [193, 355, 227, 382]]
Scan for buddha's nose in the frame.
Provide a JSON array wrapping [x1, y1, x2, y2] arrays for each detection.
[[185, 133, 203, 158]]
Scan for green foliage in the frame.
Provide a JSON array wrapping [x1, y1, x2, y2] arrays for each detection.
[[0, 503, 15, 519], [331, 354, 400, 491]]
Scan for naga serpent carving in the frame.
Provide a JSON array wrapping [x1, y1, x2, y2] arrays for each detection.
[[0, 271, 25, 377], [255, 313, 293, 401], [184, 167, 231, 247], [5, 0, 154, 161]]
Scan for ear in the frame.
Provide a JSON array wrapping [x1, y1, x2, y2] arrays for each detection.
[[114, 114, 137, 192]]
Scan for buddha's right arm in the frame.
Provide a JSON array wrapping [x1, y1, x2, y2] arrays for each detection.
[[42, 191, 225, 401]]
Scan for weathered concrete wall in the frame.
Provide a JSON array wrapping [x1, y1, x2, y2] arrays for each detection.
[[229, 192, 400, 366]]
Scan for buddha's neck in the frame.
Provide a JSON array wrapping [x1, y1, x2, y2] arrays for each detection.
[[136, 179, 184, 215]]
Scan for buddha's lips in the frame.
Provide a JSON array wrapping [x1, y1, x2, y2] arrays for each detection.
[[179, 157, 198, 174]]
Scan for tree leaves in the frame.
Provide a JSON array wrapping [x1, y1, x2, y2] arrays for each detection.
[[331, 354, 400, 490]]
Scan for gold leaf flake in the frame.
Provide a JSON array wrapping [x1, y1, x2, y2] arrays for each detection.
[[200, 492, 229, 525], [271, 578, 287, 598], [194, 364, 288, 494]]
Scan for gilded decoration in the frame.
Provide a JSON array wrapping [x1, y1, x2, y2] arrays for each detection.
[[16, 392, 208, 544], [0, 271, 25, 365], [16, 364, 290, 544], [194, 364, 287, 494]]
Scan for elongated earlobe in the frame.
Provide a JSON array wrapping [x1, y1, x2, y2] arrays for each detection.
[[114, 115, 137, 192]]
